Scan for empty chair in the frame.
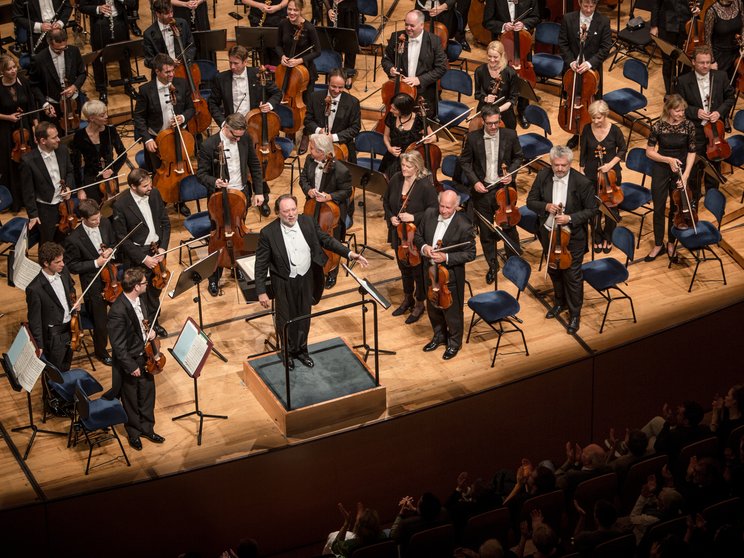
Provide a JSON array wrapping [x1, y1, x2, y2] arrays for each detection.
[[603, 59, 655, 146], [532, 22, 564, 86], [355, 131, 387, 172], [179, 211, 211, 265], [437, 69, 473, 128], [618, 148, 654, 248], [404, 523, 454, 558], [316, 50, 343, 80], [195, 59, 218, 99], [724, 110, 744, 173], [518, 105, 553, 161], [678, 436, 719, 464], [440, 155, 470, 204], [46, 365, 103, 446], [274, 104, 303, 189], [179, 175, 208, 213]]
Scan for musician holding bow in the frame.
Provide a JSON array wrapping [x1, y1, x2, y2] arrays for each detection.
[[276, 0, 322, 96], [474, 41, 520, 130], [143, 0, 196, 73]]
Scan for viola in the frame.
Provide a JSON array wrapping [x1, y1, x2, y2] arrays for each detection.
[[495, 163, 521, 228], [303, 155, 341, 276], [376, 34, 417, 133], [427, 240, 453, 310], [98, 156, 119, 201], [468, 0, 491, 46], [323, 94, 349, 161], [149, 241, 171, 290], [730, 35, 744, 93], [57, 180, 79, 235], [558, 24, 599, 136], [428, 1, 449, 49], [60, 78, 80, 136], [11, 105, 33, 164], [671, 169, 699, 231], [99, 243, 122, 303], [69, 287, 83, 352], [395, 181, 421, 267], [246, 66, 285, 182], [703, 77, 732, 161], [275, 23, 310, 135], [468, 73, 503, 132], [142, 319, 166, 374], [594, 145, 624, 207], [168, 18, 210, 135], [501, 7, 537, 87], [408, 97, 443, 192], [684, 1, 705, 56], [547, 203, 572, 271]]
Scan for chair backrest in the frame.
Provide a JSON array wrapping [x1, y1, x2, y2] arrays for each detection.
[[623, 58, 648, 90], [679, 436, 719, 464], [733, 109, 744, 133], [535, 22, 561, 47], [637, 516, 687, 557], [316, 50, 343, 75], [441, 154, 457, 178], [503, 256, 531, 292], [446, 41, 463, 63], [728, 424, 744, 453], [405, 524, 454, 558], [195, 59, 218, 85], [74, 379, 91, 420], [355, 131, 387, 156], [440, 69, 473, 96], [625, 147, 653, 176], [524, 105, 551, 134], [463, 507, 510, 549], [0, 185, 12, 212], [621, 454, 668, 514], [357, 0, 378, 17], [350, 540, 397, 558], [590, 533, 636, 558], [704, 188, 726, 226], [520, 490, 565, 530], [275, 104, 295, 129], [574, 473, 619, 527], [612, 226, 635, 264], [179, 176, 208, 203], [702, 497, 742, 532]]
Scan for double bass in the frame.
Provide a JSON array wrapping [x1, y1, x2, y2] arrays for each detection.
[[407, 97, 443, 192], [376, 33, 417, 133], [275, 24, 310, 135], [168, 18, 211, 135], [500, 7, 537, 87], [558, 24, 598, 136], [246, 67, 285, 182], [594, 145, 623, 207], [303, 155, 341, 276], [468, 0, 492, 46]]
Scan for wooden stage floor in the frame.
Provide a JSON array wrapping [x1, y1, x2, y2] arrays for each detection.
[[2, 2, 744, 512]]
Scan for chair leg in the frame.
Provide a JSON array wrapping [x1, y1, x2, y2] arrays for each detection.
[[83, 429, 94, 475], [466, 312, 477, 343], [112, 426, 131, 467], [81, 339, 96, 371]]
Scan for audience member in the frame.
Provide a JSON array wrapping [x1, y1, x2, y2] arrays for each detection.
[[330, 503, 386, 557], [390, 492, 449, 552], [555, 443, 609, 496], [711, 385, 744, 451], [627, 474, 684, 543], [572, 499, 623, 557]]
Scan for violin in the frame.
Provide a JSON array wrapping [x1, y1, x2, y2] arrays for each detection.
[[671, 168, 699, 231], [407, 97, 443, 192], [153, 83, 196, 204], [703, 87, 732, 162], [149, 241, 171, 290], [501, 7, 537, 87], [547, 203, 572, 271], [428, 0, 449, 49], [247, 67, 285, 182], [468, 0, 491, 46], [69, 286, 83, 352], [275, 24, 310, 135], [303, 154, 341, 276], [99, 243, 122, 303], [495, 163, 521, 228], [142, 319, 166, 374], [98, 156, 120, 201], [207, 142, 254, 270], [730, 35, 744, 93], [558, 24, 599, 136], [167, 18, 210, 135], [684, 1, 705, 56], [395, 180, 421, 267], [594, 145, 624, 207], [427, 240, 453, 310], [10, 81, 33, 163], [60, 78, 80, 136], [57, 179, 78, 235], [376, 33, 417, 133], [469, 74, 503, 132], [324, 95, 349, 161]]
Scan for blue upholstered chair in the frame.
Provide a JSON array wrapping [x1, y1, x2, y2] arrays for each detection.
[[518, 105, 553, 161], [46, 365, 102, 447], [618, 147, 654, 248], [603, 59, 656, 145], [437, 69, 473, 128], [355, 131, 386, 172]]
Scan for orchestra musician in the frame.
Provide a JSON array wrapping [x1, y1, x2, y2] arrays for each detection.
[[415, 0, 458, 37], [171, 0, 210, 31], [382, 10, 448, 118], [277, 0, 322, 96], [643, 94, 697, 262], [143, 0, 196, 73], [64, 199, 116, 366], [21, 121, 78, 246], [651, 0, 702, 94], [299, 133, 352, 289], [71, 100, 127, 202], [379, 93, 435, 178], [704, 0, 744, 81], [133, 53, 195, 217], [326, 0, 360, 73], [107, 266, 166, 451], [79, 0, 136, 103], [676, 45, 735, 201], [196, 113, 264, 296], [455, 0, 473, 51], [526, 145, 597, 335], [474, 41, 520, 130], [382, 151, 438, 324], [301, 68, 361, 162], [11, 0, 71, 54], [111, 168, 170, 338], [0, 55, 39, 212], [460, 105, 525, 285], [559, 0, 613, 148], [579, 100, 627, 255], [244, 0, 288, 28], [415, 189, 476, 360], [254, 194, 368, 371]]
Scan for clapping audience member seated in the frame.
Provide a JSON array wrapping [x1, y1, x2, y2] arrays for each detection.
[[606, 429, 652, 486], [515, 510, 560, 558], [627, 473, 684, 543], [454, 539, 506, 558], [678, 456, 727, 513], [219, 538, 260, 558], [711, 385, 744, 451], [328, 502, 387, 557], [572, 499, 623, 557], [653, 401, 710, 467], [502, 459, 557, 530], [390, 492, 449, 551], [555, 443, 609, 496], [446, 471, 503, 536]]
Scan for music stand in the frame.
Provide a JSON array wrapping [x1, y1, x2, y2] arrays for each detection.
[[650, 35, 692, 93], [169, 317, 227, 446], [316, 27, 360, 72], [82, 49, 102, 68], [474, 209, 523, 290], [99, 189, 128, 219], [695, 154, 727, 185], [101, 38, 146, 113], [193, 29, 226, 61], [168, 249, 226, 362], [344, 161, 393, 261], [235, 26, 279, 67], [516, 76, 540, 103]]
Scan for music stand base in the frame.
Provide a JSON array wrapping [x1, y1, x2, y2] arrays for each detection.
[[172, 376, 227, 446], [11, 392, 65, 460], [352, 343, 396, 362], [356, 243, 393, 260]]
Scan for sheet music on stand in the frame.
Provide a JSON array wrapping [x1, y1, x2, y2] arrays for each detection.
[[171, 317, 213, 379], [235, 254, 272, 302], [341, 264, 391, 309], [4, 325, 45, 393], [12, 224, 41, 291]]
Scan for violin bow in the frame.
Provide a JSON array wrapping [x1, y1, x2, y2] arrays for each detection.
[[165, 91, 196, 175], [67, 174, 127, 194], [98, 138, 143, 177], [484, 155, 547, 191], [473, 209, 522, 257], [415, 106, 474, 146], [145, 272, 175, 340], [465, 97, 506, 124]]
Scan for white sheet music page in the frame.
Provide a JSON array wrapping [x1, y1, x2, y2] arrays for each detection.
[[12, 224, 41, 291], [172, 319, 211, 378], [7, 326, 46, 393]]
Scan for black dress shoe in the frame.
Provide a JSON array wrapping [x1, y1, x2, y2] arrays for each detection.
[[460, 39, 471, 52], [443, 347, 459, 360], [99, 92, 108, 103], [325, 275, 337, 289], [99, 355, 113, 366], [485, 267, 496, 285], [392, 297, 414, 316], [130, 23, 142, 37], [567, 315, 580, 334], [178, 203, 191, 217], [129, 437, 142, 451], [141, 432, 165, 443], [545, 305, 564, 319], [405, 303, 425, 324], [519, 114, 530, 129], [285, 357, 295, 370], [260, 200, 271, 217], [567, 135, 579, 149], [423, 339, 445, 352], [154, 325, 168, 338], [208, 280, 219, 296], [298, 135, 310, 155], [296, 353, 314, 367]]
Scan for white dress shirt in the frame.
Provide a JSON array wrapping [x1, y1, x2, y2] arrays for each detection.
[[219, 130, 243, 189], [39, 149, 63, 204], [82, 223, 104, 267], [407, 34, 423, 78], [545, 172, 570, 230], [50, 49, 66, 88], [158, 21, 177, 60], [157, 81, 173, 132], [127, 295, 149, 343], [35, 0, 59, 33], [43, 271, 71, 323], [130, 190, 160, 247], [313, 159, 325, 191], [484, 131, 500, 184], [501, 0, 517, 32], [578, 14, 594, 68], [429, 214, 454, 263], [231, 69, 251, 115], [696, 72, 711, 115], [281, 221, 312, 278], [314, 94, 341, 141]]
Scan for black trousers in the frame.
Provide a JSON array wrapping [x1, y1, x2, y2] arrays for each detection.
[[36, 202, 65, 246], [396, 254, 427, 301], [43, 325, 73, 373], [85, 291, 109, 359], [119, 365, 156, 439], [690, 142, 720, 204], [426, 275, 465, 350], [650, 162, 677, 246], [91, 20, 132, 93], [471, 190, 520, 270], [658, 29, 686, 95], [593, 208, 618, 245], [539, 228, 586, 317], [274, 272, 314, 357]]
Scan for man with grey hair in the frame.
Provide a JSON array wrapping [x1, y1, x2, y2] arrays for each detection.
[[526, 145, 596, 334], [299, 133, 353, 289]]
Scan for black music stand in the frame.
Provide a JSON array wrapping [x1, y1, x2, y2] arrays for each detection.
[[516, 76, 540, 103], [316, 27, 360, 73], [650, 35, 692, 94], [236, 255, 279, 358], [82, 49, 102, 68], [101, 38, 146, 112], [474, 209, 523, 290], [344, 161, 393, 261], [343, 264, 395, 362], [695, 154, 727, 185], [193, 29, 226, 62], [168, 249, 226, 362], [235, 26, 279, 67]]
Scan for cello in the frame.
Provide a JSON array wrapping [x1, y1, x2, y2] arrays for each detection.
[[501, 7, 537, 87], [168, 18, 211, 135], [494, 163, 521, 227], [594, 145, 624, 207], [395, 180, 421, 267], [408, 97, 443, 192], [303, 154, 342, 276], [468, 0, 492, 46], [246, 67, 285, 182], [546, 203, 572, 273], [683, 1, 705, 57], [558, 24, 598, 136], [376, 33, 417, 133], [275, 24, 310, 135]]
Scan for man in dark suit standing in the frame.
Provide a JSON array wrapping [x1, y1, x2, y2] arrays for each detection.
[[64, 199, 116, 366], [415, 190, 476, 360], [12, 0, 71, 54], [21, 122, 77, 246], [651, 0, 701, 94], [143, 0, 196, 71], [415, 0, 458, 37], [299, 133, 353, 289], [112, 168, 170, 338], [107, 266, 165, 451], [196, 113, 264, 296], [26, 241, 75, 373], [676, 45, 735, 203], [460, 105, 524, 284], [255, 194, 368, 370], [558, 0, 612, 148], [302, 68, 362, 162], [382, 9, 447, 117], [526, 145, 596, 334]]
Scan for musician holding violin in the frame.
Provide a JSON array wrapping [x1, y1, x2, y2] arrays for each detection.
[[383, 151, 439, 324], [277, 0, 322, 96], [578, 100, 627, 255], [651, 0, 703, 94], [379, 93, 435, 178], [460, 105, 525, 285], [64, 199, 118, 366], [143, 0, 196, 73], [704, 0, 744, 80], [107, 266, 166, 451], [474, 41, 520, 130], [526, 145, 597, 335]]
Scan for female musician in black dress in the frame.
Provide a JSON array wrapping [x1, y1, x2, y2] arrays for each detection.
[[171, 0, 210, 31], [474, 41, 519, 130], [72, 100, 127, 202], [0, 55, 39, 212], [379, 93, 435, 178], [704, 0, 744, 80], [383, 150, 439, 324], [579, 100, 627, 254], [277, 0, 322, 95], [644, 94, 697, 262]]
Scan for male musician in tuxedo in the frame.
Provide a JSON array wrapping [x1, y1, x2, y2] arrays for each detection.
[[111, 168, 170, 338], [415, 0, 457, 38], [26, 241, 75, 373], [415, 190, 476, 360], [302, 68, 361, 161], [299, 133, 353, 289], [651, 0, 701, 94], [133, 53, 195, 216], [558, 0, 612, 148], [21, 122, 78, 246], [382, 9, 448, 117], [11, 0, 71, 54], [676, 45, 735, 202], [143, 0, 196, 72], [29, 29, 87, 127], [255, 194, 368, 370], [196, 113, 264, 296], [64, 199, 116, 366], [107, 266, 165, 451], [526, 145, 596, 335], [460, 105, 524, 285], [79, 0, 136, 102]]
